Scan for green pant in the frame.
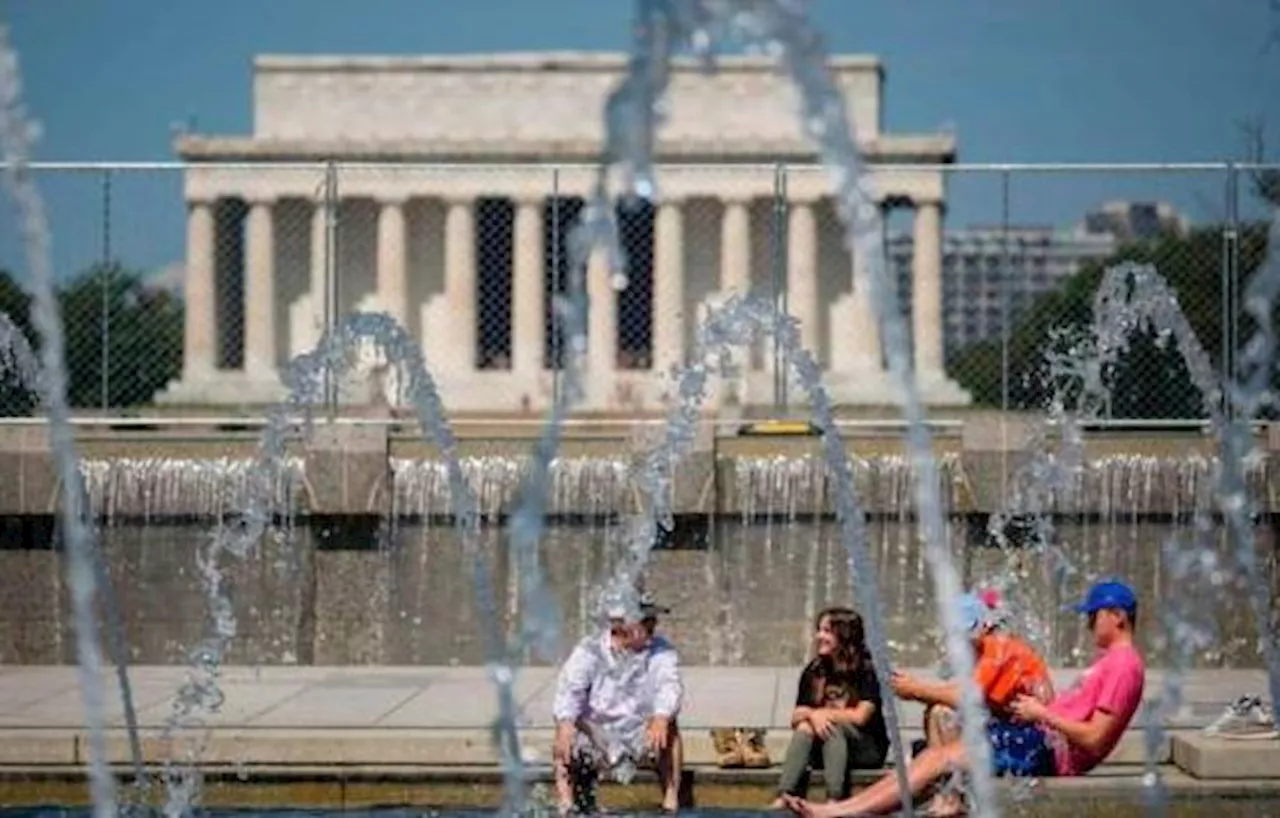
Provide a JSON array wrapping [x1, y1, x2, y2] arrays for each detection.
[[776, 723, 887, 800]]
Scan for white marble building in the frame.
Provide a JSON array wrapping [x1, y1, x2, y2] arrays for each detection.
[[159, 52, 970, 411]]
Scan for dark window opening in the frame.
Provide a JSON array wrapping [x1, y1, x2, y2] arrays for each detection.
[[476, 197, 514, 370]]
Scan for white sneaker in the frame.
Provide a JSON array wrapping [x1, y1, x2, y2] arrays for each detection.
[[1203, 695, 1279, 740]]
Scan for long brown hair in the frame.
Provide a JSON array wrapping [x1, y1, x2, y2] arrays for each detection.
[[808, 606, 870, 700]]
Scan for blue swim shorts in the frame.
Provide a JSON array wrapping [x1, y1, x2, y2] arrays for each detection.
[[986, 719, 1056, 778]]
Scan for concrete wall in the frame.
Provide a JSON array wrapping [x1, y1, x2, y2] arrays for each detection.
[[1, 421, 1276, 669], [1, 517, 1273, 669]]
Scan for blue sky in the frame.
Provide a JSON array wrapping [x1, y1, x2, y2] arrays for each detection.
[[0, 0, 1277, 282]]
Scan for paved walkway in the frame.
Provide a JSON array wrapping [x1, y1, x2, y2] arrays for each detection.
[[0, 666, 1275, 779]]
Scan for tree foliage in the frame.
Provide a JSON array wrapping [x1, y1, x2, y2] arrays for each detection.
[[0, 264, 184, 415], [947, 222, 1272, 419]]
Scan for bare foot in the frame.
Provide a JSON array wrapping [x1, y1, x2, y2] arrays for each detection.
[[922, 792, 967, 817], [781, 794, 817, 816]]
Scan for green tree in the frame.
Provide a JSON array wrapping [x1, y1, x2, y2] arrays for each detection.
[[0, 264, 185, 414], [0, 269, 38, 416], [59, 263, 184, 409], [947, 222, 1272, 418]]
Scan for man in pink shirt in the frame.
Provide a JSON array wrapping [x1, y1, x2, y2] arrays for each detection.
[[781, 579, 1146, 817]]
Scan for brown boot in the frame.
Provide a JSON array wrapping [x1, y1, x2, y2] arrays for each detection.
[[739, 728, 771, 768], [711, 727, 744, 768]]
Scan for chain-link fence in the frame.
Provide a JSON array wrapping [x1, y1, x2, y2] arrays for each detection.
[[0, 161, 1274, 419]]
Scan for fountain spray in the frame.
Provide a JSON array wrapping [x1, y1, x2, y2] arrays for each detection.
[[161, 313, 507, 816], [489, 1, 687, 806], [585, 1, 992, 810], [0, 27, 117, 818], [1218, 210, 1280, 751], [984, 262, 1228, 815], [685, 3, 998, 813], [607, 294, 917, 810]]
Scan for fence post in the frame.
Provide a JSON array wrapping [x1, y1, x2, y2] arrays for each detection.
[[551, 166, 561, 404], [99, 168, 113, 414], [999, 168, 1011, 493], [323, 160, 338, 416], [1223, 162, 1240, 422], [771, 162, 788, 412]]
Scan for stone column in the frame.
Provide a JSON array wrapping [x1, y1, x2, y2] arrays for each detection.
[[717, 197, 752, 405], [183, 198, 216, 381], [512, 197, 544, 376], [823, 199, 891, 406], [244, 198, 276, 376], [849, 228, 881, 365], [652, 199, 685, 373], [587, 247, 616, 379], [720, 198, 751, 296], [444, 196, 477, 368], [308, 202, 328, 346], [376, 195, 408, 328], [786, 198, 818, 352], [912, 198, 944, 377]]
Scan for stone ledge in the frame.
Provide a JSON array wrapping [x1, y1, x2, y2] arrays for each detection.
[[0, 730, 76, 764], [1171, 733, 1280, 779], [1, 765, 1279, 813], [14, 727, 1172, 768]]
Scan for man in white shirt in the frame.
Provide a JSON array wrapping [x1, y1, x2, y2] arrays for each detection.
[[552, 591, 684, 813]]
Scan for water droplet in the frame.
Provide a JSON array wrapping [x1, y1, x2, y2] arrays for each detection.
[[633, 176, 655, 201]]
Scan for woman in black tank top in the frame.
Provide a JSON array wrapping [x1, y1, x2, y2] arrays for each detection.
[[772, 607, 889, 804]]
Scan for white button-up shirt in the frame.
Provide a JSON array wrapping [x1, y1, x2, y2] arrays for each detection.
[[552, 630, 684, 728]]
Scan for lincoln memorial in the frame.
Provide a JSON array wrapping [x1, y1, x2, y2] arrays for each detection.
[[159, 52, 971, 411]]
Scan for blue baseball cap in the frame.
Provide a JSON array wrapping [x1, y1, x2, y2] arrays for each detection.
[[1072, 580, 1138, 617], [955, 593, 987, 634]]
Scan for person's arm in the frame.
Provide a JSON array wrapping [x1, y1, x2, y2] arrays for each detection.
[[791, 705, 816, 728], [826, 700, 875, 727], [1037, 708, 1122, 757], [902, 678, 961, 709], [649, 644, 684, 719], [827, 667, 883, 728], [900, 649, 1002, 710], [790, 667, 817, 728], [552, 644, 594, 727], [1015, 662, 1141, 758]]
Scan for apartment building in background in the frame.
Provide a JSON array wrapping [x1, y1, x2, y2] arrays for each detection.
[[889, 200, 1189, 358]]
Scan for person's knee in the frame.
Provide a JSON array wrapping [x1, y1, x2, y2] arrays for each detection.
[[819, 727, 850, 753], [926, 704, 957, 730], [818, 731, 850, 770], [795, 721, 816, 736], [926, 706, 960, 746]]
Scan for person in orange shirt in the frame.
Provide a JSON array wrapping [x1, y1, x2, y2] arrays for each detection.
[[890, 590, 1054, 812]]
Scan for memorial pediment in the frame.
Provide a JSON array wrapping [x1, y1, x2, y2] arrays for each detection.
[[249, 52, 884, 149]]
